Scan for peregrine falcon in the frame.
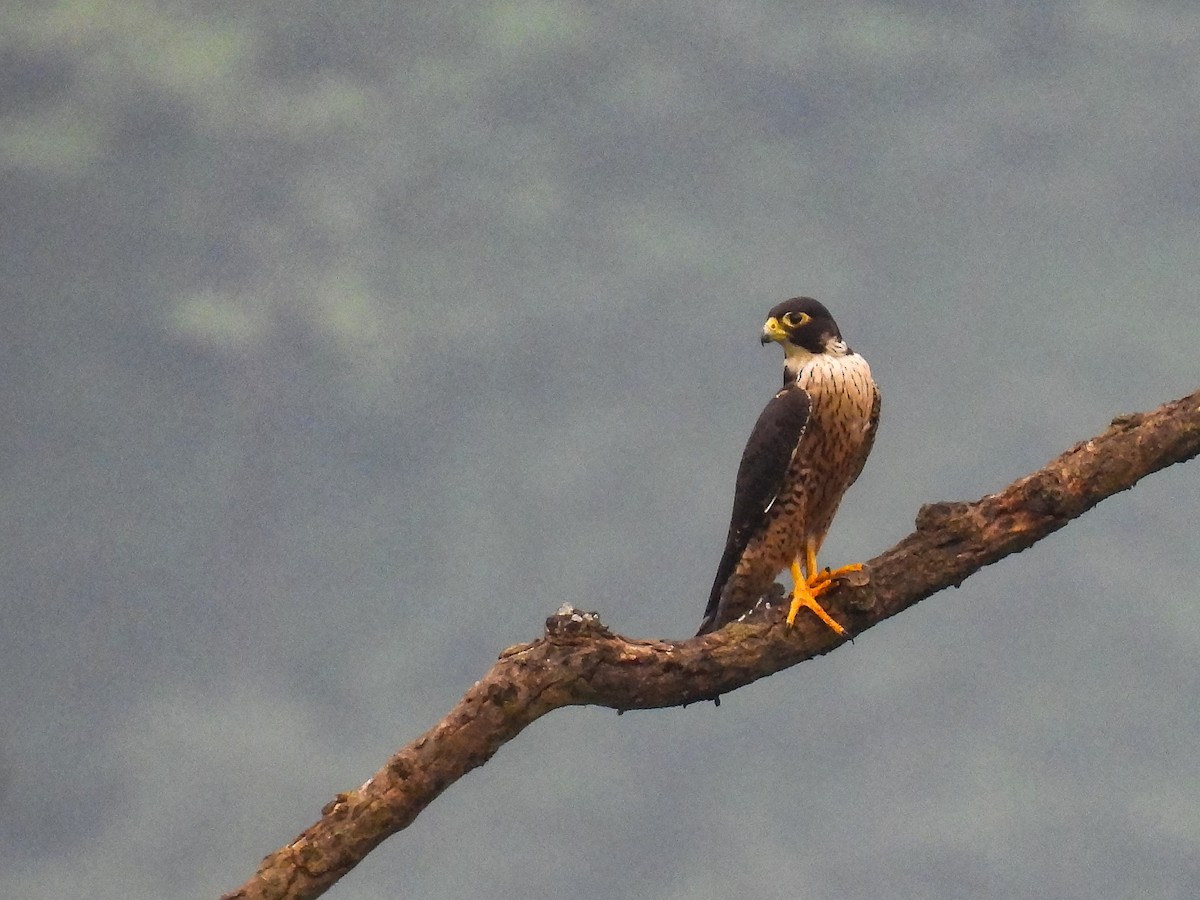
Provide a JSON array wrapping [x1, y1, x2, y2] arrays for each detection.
[[697, 297, 880, 636]]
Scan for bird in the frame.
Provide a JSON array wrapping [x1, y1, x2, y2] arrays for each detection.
[[697, 297, 880, 636]]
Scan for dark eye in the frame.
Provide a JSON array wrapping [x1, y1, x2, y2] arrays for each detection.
[[783, 311, 810, 327]]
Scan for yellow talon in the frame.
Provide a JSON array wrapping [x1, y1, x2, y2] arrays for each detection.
[[786, 559, 848, 635], [808, 562, 865, 594]]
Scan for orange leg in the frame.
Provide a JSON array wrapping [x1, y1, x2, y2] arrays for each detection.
[[786, 559, 847, 635], [803, 544, 864, 596]]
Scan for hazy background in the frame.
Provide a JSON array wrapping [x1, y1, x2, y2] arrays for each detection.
[[4, 2, 1198, 898]]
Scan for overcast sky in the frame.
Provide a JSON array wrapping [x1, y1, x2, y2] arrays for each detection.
[[3, 2, 1199, 898]]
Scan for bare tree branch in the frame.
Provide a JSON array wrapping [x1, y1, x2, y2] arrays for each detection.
[[222, 387, 1200, 900]]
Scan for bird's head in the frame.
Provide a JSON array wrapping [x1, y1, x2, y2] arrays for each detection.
[[761, 297, 845, 356]]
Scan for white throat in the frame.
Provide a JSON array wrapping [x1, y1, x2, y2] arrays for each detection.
[[782, 338, 852, 384]]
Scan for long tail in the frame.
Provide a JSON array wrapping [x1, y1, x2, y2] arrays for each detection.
[[696, 544, 741, 635]]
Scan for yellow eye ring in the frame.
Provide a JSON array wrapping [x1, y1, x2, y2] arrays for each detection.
[[783, 311, 810, 327]]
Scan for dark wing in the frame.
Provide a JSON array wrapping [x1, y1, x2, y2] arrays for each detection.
[[697, 383, 811, 634]]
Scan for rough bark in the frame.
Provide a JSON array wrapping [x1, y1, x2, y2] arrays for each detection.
[[221, 387, 1200, 900]]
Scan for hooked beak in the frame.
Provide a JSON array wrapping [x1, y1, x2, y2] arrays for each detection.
[[761, 315, 788, 345]]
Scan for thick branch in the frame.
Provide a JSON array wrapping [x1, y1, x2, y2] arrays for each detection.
[[222, 387, 1200, 900]]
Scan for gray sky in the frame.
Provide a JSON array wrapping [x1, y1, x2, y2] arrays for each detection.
[[3, 2, 1199, 898]]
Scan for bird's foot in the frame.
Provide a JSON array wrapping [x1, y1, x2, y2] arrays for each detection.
[[784, 558, 862, 635], [785, 587, 846, 635], [807, 562, 865, 596], [784, 569, 847, 637]]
